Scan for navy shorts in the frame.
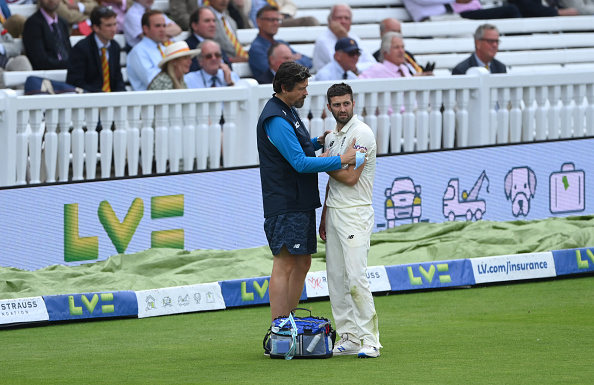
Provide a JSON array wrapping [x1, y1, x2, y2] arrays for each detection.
[[264, 210, 317, 256]]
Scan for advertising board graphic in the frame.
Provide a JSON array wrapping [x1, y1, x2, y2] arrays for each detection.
[[0, 296, 49, 325], [551, 248, 594, 276], [220, 276, 306, 307], [1, 139, 592, 271], [549, 163, 585, 214], [305, 266, 390, 298], [43, 291, 138, 321], [385, 259, 475, 291], [135, 283, 225, 318], [470, 252, 556, 284]]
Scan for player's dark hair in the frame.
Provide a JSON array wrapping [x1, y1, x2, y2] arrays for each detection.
[[326, 82, 353, 104]]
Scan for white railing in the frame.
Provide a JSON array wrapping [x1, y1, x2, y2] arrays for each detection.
[[1, 69, 593, 187]]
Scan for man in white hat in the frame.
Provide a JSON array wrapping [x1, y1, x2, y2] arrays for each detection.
[[148, 41, 200, 90]]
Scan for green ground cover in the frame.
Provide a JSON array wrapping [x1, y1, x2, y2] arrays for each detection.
[[2, 215, 594, 300]]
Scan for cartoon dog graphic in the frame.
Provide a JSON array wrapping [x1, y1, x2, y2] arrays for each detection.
[[504, 167, 536, 217]]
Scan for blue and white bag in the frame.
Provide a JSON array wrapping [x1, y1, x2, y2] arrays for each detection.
[[263, 308, 336, 359]]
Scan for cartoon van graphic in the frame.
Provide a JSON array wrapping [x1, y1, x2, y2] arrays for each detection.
[[443, 171, 489, 221], [385, 177, 421, 227]]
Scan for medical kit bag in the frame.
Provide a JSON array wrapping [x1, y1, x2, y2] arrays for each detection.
[[263, 308, 336, 359]]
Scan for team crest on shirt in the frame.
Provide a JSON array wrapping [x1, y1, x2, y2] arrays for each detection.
[[294, 121, 300, 128]]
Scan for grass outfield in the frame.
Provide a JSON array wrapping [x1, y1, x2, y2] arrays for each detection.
[[3, 275, 593, 384]]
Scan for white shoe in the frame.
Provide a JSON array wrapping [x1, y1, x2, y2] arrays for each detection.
[[332, 333, 361, 355], [358, 345, 380, 358]]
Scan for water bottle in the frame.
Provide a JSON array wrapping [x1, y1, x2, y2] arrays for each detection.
[[306, 334, 322, 353]]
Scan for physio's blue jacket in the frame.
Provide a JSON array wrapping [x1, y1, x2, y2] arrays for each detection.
[[257, 95, 341, 218]]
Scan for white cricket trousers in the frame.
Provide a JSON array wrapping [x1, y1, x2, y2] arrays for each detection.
[[326, 205, 381, 348]]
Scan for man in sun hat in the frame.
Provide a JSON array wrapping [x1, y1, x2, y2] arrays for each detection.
[[67, 6, 126, 92], [148, 40, 200, 90], [314, 37, 360, 81]]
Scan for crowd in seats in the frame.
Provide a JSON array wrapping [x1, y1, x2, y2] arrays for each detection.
[[2, 0, 594, 92]]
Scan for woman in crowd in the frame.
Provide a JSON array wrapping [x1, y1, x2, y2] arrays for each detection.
[[148, 41, 199, 90]]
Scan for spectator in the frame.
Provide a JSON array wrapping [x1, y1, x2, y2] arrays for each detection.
[[208, 0, 249, 62], [67, 6, 126, 92], [228, 0, 252, 29], [169, 0, 199, 30], [22, 0, 72, 70], [372, 18, 424, 74], [249, 0, 319, 27], [126, 10, 168, 90], [148, 41, 199, 90], [185, 39, 240, 88], [314, 37, 360, 81], [508, 0, 578, 16], [124, 0, 182, 48], [248, 5, 312, 79], [2, 5, 26, 38], [56, 0, 98, 35], [452, 24, 507, 75], [185, 7, 232, 72], [255, 42, 292, 84], [100, 0, 131, 33], [312, 4, 376, 72], [0, 0, 32, 74], [557, 0, 594, 14], [359, 32, 427, 78], [401, 0, 522, 22]]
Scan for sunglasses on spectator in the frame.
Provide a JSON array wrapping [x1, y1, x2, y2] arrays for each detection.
[[259, 17, 283, 23], [480, 38, 500, 44], [202, 52, 223, 60]]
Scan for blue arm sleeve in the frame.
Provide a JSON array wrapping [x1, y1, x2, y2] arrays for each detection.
[[265, 117, 341, 173]]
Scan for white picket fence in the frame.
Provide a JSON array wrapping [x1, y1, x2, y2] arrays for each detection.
[[1, 69, 593, 187]]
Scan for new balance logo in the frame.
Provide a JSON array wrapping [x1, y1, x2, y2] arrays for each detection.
[[293, 244, 301, 249], [348, 235, 354, 239], [337, 346, 346, 352]]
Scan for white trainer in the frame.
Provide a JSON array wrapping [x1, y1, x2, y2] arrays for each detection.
[[333, 333, 361, 356], [358, 345, 380, 358]]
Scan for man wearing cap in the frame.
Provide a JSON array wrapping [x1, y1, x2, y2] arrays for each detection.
[[148, 41, 200, 90], [185, 39, 240, 88], [127, 10, 168, 91], [314, 37, 360, 81], [360, 32, 426, 79], [67, 6, 125, 93]]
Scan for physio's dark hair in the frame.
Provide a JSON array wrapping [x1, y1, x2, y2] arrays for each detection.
[[326, 82, 353, 104], [273, 61, 311, 94], [90, 6, 116, 27]]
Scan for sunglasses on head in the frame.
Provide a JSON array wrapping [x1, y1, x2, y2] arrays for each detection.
[[295, 70, 310, 81], [96, 5, 113, 13], [202, 52, 222, 60]]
